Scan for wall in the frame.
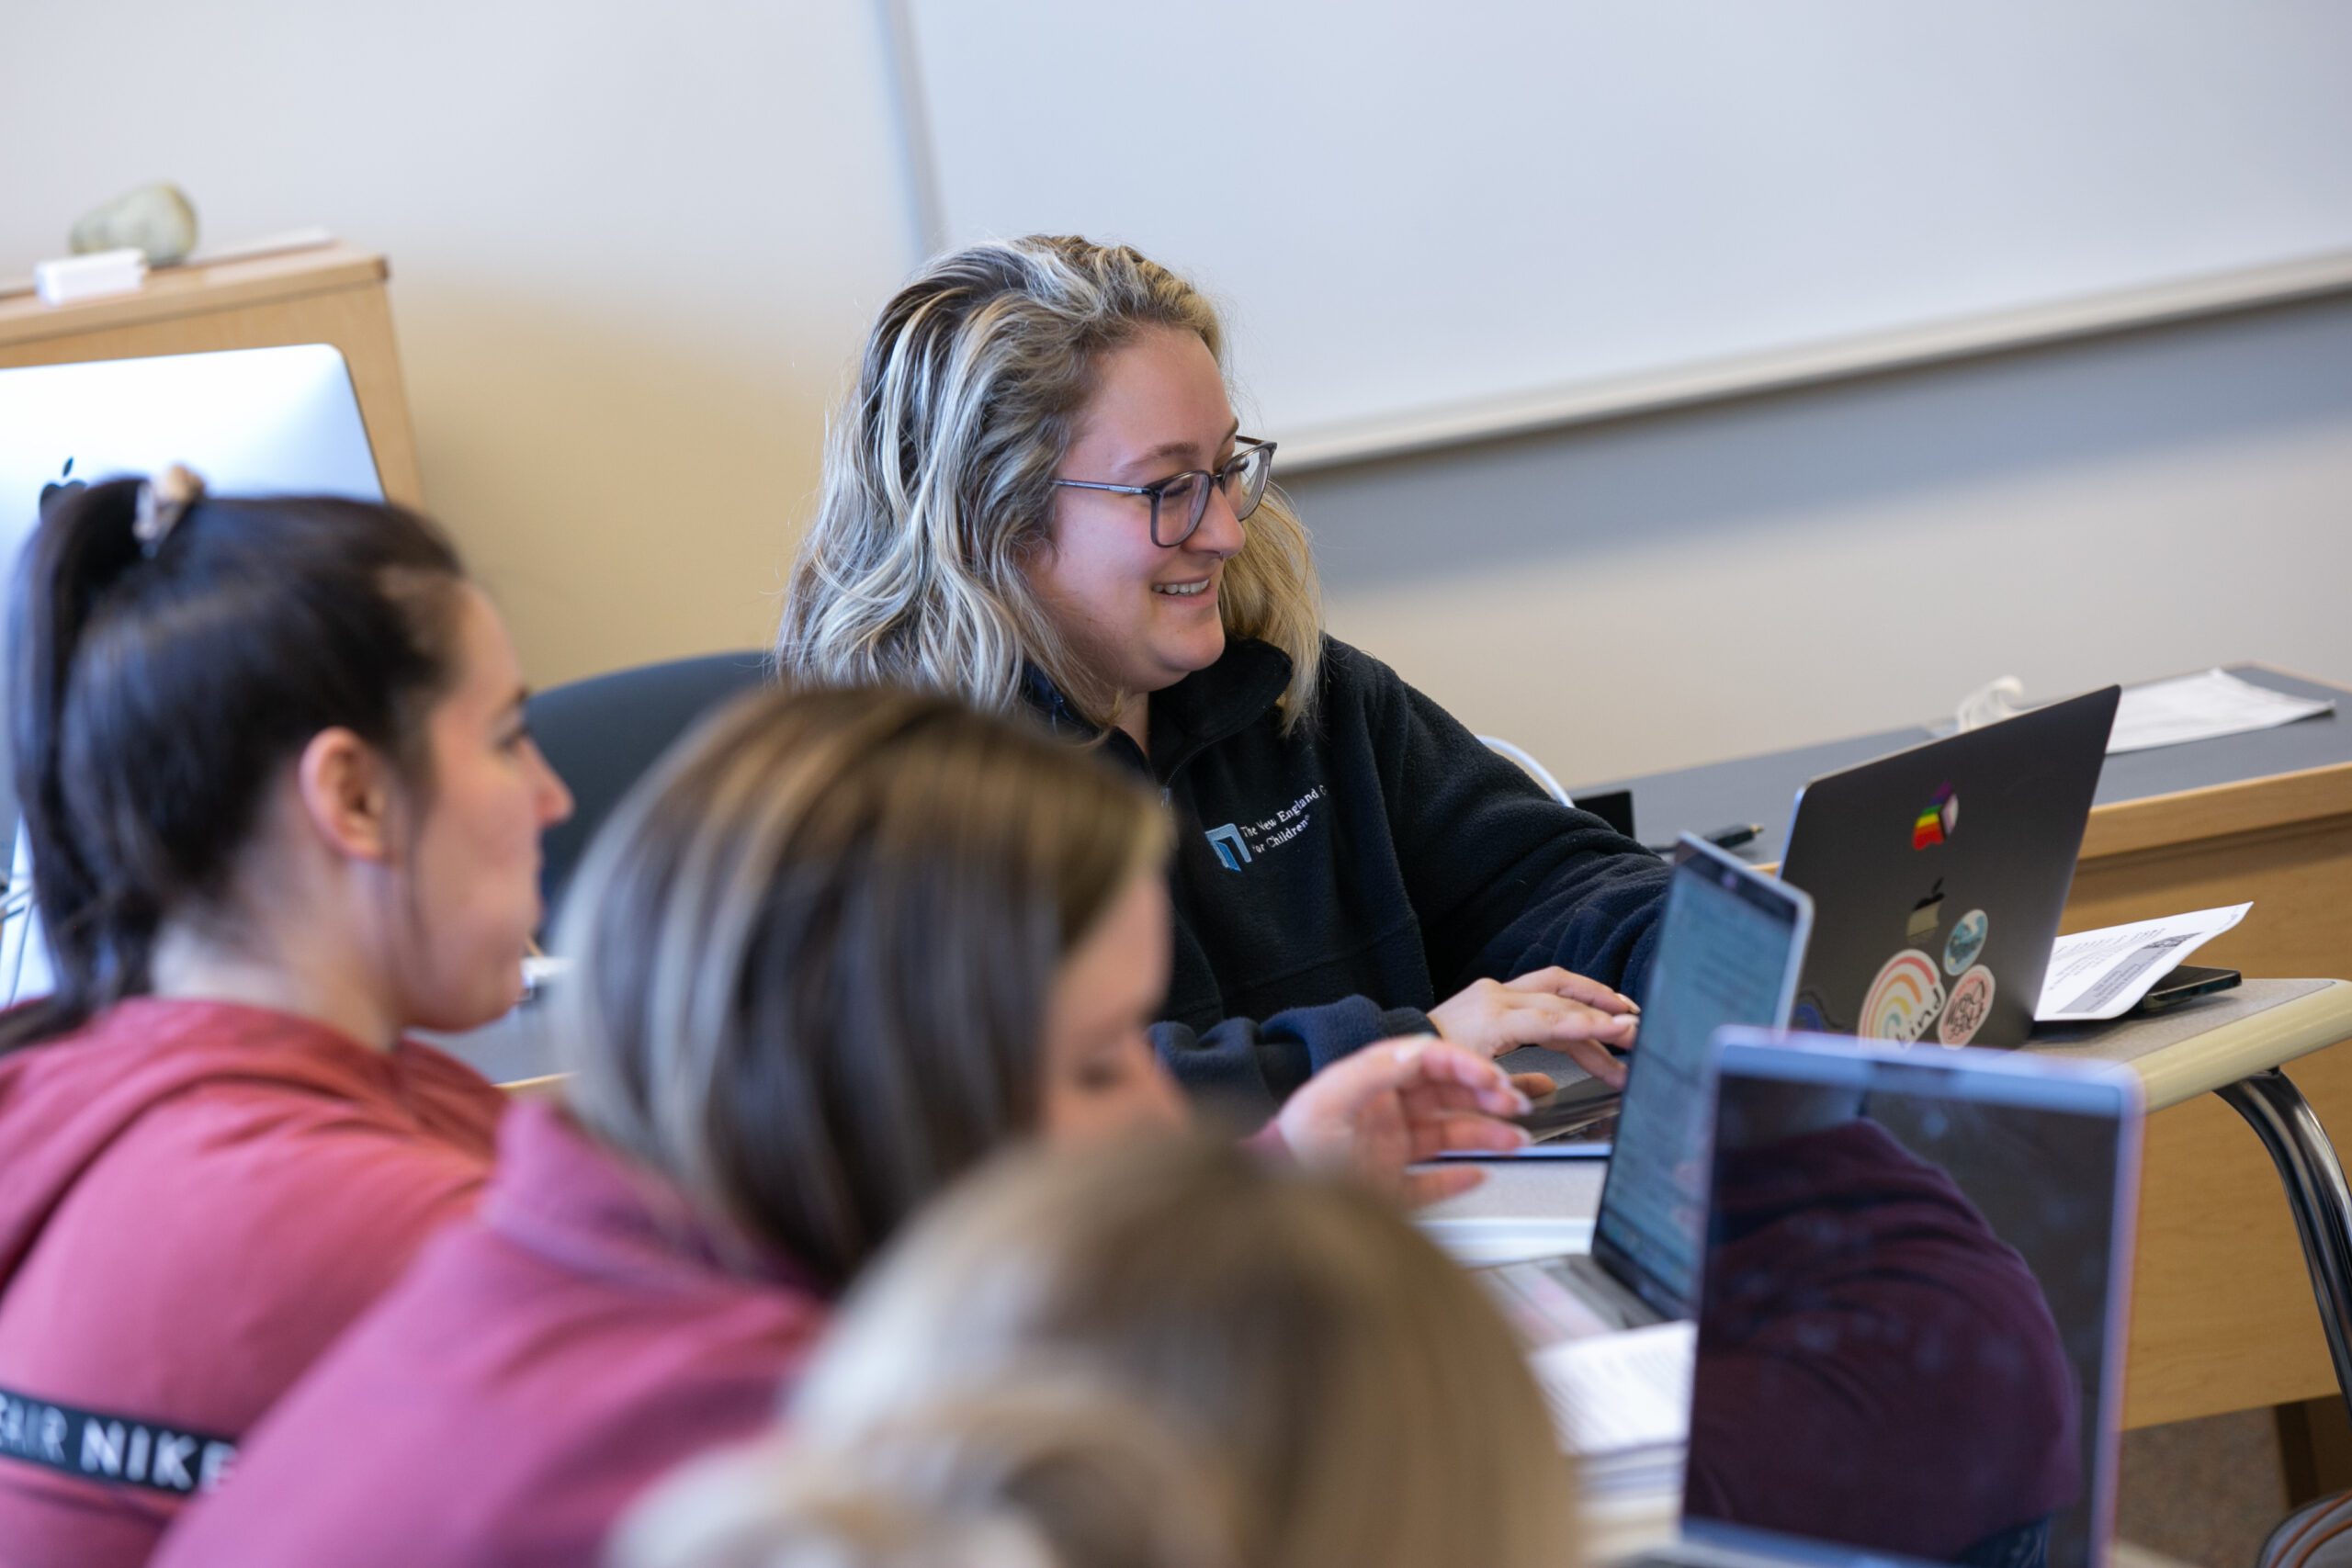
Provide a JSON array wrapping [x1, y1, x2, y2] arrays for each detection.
[[1297, 291, 2352, 787], [3, 6, 2346, 792], [0, 0, 918, 687]]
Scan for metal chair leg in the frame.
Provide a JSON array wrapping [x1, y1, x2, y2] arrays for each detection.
[[2221, 1069, 2352, 1429]]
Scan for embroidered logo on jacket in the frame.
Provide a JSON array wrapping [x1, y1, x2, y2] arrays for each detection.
[[1205, 824, 1251, 871], [1203, 786, 1326, 872]]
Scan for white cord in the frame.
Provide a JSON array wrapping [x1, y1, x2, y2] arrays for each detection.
[[1954, 676, 2030, 733]]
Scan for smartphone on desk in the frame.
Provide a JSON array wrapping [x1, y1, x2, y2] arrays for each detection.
[[1433, 1075, 1620, 1160], [2132, 964, 2241, 1015]]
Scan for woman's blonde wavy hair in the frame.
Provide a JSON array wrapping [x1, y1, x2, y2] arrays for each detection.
[[775, 235, 1323, 733]]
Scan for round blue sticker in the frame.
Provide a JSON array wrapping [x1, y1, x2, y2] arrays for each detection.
[[1944, 908, 1988, 976]]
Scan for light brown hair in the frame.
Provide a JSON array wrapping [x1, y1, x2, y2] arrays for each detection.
[[613, 1379, 1235, 1568], [549, 683, 1169, 1291]]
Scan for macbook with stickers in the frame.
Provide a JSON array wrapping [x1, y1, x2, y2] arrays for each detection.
[[1618, 1030, 2140, 1568], [1776, 686, 2119, 1049]]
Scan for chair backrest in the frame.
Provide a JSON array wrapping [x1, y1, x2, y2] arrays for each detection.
[[1476, 734, 1575, 808], [529, 650, 771, 921]]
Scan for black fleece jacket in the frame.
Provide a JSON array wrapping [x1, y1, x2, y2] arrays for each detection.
[[1026, 637, 1670, 1117]]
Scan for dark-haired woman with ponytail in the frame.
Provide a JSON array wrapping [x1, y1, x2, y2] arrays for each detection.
[[0, 470, 572, 1567]]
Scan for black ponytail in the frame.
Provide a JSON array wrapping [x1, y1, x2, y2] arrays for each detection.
[[1, 476, 467, 1052]]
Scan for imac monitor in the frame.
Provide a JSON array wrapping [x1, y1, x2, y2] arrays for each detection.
[[0, 344, 382, 966]]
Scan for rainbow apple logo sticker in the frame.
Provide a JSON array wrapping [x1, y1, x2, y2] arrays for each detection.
[[1913, 783, 1958, 850]]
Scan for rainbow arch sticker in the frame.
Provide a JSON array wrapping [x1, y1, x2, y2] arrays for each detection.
[[1913, 784, 1959, 850], [1861, 949, 1946, 1043]]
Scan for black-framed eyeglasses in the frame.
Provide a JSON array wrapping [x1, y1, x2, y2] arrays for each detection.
[[1051, 438, 1277, 548]]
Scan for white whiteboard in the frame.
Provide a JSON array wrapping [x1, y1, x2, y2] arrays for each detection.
[[894, 1, 2352, 466]]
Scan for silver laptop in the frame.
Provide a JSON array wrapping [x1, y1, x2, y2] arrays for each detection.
[[0, 344, 381, 993], [1478, 835, 1814, 1348], [1626, 1031, 2142, 1568]]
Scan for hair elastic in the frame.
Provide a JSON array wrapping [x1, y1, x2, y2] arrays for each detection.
[[133, 465, 206, 557]]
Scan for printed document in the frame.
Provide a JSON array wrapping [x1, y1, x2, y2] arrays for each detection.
[[2035, 904, 2251, 1022], [2108, 670, 2332, 755], [1530, 1320, 1694, 1458]]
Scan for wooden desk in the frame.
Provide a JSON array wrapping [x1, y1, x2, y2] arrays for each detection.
[[0, 244, 423, 508], [1578, 665, 2352, 1428]]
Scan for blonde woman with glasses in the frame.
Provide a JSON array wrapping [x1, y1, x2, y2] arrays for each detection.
[[778, 234, 1668, 1118], [155, 687, 1529, 1568], [616, 1136, 1577, 1568]]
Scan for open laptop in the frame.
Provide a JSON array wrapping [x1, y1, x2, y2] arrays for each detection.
[[1474, 835, 1812, 1347], [1622, 1031, 2142, 1568], [1778, 686, 2120, 1049]]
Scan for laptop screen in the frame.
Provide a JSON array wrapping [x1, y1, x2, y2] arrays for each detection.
[[1685, 1037, 2136, 1568], [1589, 842, 1809, 1315]]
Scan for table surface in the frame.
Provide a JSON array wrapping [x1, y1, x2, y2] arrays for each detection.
[[1579, 664, 2349, 866]]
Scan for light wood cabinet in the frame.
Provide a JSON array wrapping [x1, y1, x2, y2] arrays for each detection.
[[0, 243, 424, 508]]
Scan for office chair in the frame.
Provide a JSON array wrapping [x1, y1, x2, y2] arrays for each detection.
[[528, 650, 771, 921], [2263, 1493, 2352, 1568], [1477, 735, 1576, 808]]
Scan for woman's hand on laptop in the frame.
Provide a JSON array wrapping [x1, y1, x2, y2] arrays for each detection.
[[1427, 967, 1640, 1087], [1276, 1037, 1534, 1206]]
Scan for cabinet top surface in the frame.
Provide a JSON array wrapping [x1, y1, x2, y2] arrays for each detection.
[[0, 243, 388, 344]]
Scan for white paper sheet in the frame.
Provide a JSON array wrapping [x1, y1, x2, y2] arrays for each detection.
[[2107, 670, 2332, 755], [1530, 1321, 1695, 1457], [2034, 903, 2251, 1021]]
